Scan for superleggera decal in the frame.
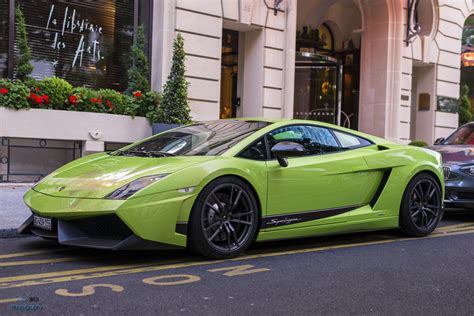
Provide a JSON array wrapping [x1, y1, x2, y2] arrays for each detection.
[[261, 205, 359, 228]]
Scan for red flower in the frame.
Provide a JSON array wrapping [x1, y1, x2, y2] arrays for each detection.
[[28, 92, 36, 100], [90, 98, 97, 103], [42, 95, 49, 104], [133, 91, 142, 98], [35, 87, 40, 92], [69, 95, 78, 104], [0, 88, 8, 95], [106, 100, 113, 109], [34, 95, 43, 105]]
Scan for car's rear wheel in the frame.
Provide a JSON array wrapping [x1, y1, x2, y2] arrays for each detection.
[[188, 177, 259, 259], [400, 173, 443, 237]]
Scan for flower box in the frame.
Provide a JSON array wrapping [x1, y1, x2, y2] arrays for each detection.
[[0, 108, 152, 147]]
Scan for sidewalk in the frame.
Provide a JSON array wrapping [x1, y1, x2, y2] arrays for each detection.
[[0, 184, 32, 237]]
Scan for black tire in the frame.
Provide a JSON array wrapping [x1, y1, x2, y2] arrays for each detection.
[[188, 177, 259, 259], [400, 173, 443, 237]]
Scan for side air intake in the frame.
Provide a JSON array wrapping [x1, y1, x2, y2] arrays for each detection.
[[370, 169, 392, 208]]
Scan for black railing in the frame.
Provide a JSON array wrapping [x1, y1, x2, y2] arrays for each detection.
[[0, 138, 82, 183]]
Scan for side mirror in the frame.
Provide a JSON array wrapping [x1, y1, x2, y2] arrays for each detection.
[[271, 141, 305, 167], [434, 137, 445, 145]]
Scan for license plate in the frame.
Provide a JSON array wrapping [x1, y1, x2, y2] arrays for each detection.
[[33, 215, 52, 231]]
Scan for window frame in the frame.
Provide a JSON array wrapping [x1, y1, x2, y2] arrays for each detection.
[[236, 123, 374, 161], [237, 136, 270, 161]]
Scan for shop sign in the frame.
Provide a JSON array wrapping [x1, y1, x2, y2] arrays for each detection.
[[45, 4, 104, 69]]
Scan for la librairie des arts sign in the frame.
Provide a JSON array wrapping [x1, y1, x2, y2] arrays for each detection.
[[45, 4, 104, 69]]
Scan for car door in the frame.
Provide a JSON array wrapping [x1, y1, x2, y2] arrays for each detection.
[[264, 124, 375, 229]]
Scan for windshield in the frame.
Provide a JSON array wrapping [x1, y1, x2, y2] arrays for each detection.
[[117, 120, 270, 157], [444, 124, 474, 145]]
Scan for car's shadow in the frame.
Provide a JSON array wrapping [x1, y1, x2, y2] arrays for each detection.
[[15, 212, 474, 265]]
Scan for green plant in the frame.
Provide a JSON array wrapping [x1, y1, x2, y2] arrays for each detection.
[[0, 76, 158, 117], [70, 87, 101, 112], [69, 87, 139, 116], [156, 33, 191, 124], [97, 89, 138, 116], [459, 84, 472, 126], [131, 90, 161, 119], [0, 79, 30, 109], [408, 140, 428, 147], [37, 77, 73, 110], [15, 5, 34, 81], [126, 25, 150, 95]]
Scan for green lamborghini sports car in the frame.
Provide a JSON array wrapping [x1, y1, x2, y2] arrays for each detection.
[[20, 119, 444, 259]]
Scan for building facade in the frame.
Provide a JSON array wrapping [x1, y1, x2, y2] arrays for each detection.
[[151, 0, 470, 143], [0, 0, 471, 182]]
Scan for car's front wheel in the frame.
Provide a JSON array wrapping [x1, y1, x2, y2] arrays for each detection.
[[400, 173, 443, 237], [188, 177, 259, 259]]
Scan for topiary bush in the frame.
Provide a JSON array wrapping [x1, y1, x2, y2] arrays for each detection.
[[37, 77, 73, 110], [126, 25, 150, 95], [15, 5, 34, 81], [156, 33, 191, 124], [408, 140, 428, 147], [0, 79, 30, 109]]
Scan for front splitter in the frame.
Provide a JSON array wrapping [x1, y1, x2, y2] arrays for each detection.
[[19, 215, 179, 250]]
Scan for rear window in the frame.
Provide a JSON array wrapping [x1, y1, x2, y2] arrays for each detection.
[[333, 130, 372, 148]]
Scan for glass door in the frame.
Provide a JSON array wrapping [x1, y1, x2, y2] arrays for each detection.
[[220, 29, 239, 119], [293, 65, 340, 124]]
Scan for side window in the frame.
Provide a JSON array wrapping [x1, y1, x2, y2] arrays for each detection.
[[268, 125, 341, 157], [238, 138, 267, 161], [333, 130, 371, 149]]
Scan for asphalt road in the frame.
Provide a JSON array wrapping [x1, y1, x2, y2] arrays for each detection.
[[0, 213, 474, 315]]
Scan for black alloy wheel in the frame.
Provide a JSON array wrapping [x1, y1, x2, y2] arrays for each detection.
[[189, 177, 259, 259], [400, 173, 442, 237]]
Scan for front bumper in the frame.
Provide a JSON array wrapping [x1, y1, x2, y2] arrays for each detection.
[[444, 166, 474, 211], [22, 188, 199, 249], [19, 214, 178, 250]]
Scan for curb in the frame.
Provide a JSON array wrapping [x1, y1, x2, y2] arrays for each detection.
[[0, 183, 34, 188]]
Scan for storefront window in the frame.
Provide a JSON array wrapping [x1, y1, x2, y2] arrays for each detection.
[[9, 0, 150, 90], [0, 0, 8, 78]]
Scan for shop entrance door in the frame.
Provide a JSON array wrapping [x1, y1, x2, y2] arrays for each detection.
[[293, 52, 344, 126], [220, 29, 240, 119]]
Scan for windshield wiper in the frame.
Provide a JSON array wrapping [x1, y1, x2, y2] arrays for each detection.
[[145, 151, 176, 157]]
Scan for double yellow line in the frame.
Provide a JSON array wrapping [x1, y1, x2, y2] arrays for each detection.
[[0, 223, 473, 292]]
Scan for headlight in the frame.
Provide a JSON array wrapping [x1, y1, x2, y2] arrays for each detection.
[[461, 165, 474, 176], [106, 174, 169, 200]]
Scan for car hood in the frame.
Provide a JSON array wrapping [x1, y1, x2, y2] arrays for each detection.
[[428, 145, 474, 165], [33, 153, 216, 199]]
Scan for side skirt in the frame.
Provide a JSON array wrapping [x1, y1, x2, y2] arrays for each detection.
[[256, 216, 399, 242], [260, 205, 359, 229]]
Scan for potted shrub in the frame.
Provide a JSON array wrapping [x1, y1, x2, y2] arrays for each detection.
[[152, 33, 191, 134]]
